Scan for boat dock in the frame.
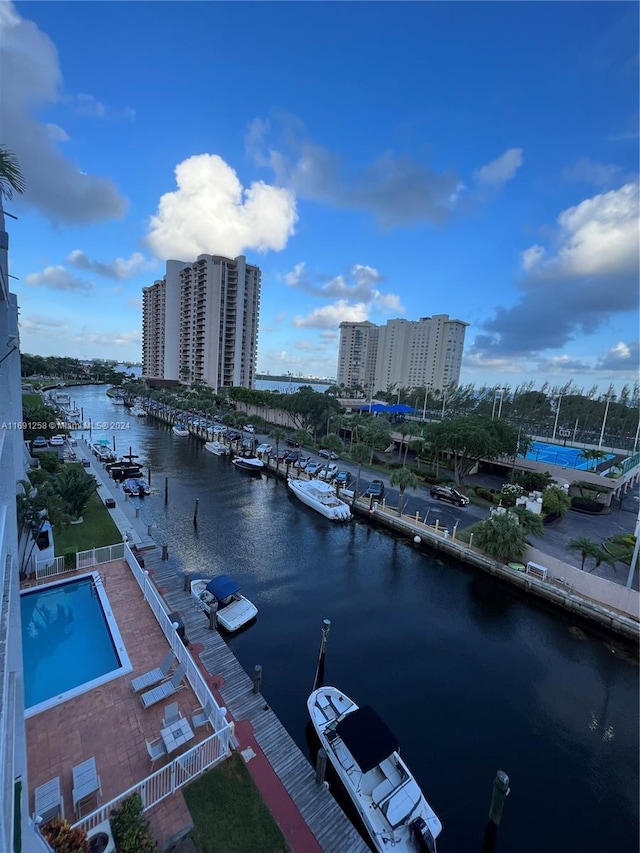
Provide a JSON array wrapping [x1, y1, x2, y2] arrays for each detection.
[[151, 555, 369, 853]]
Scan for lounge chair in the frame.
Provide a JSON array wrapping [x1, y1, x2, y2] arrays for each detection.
[[140, 665, 185, 709], [130, 651, 175, 694], [34, 776, 63, 823], [191, 700, 214, 731], [162, 701, 182, 728], [72, 757, 101, 817], [146, 737, 167, 769]]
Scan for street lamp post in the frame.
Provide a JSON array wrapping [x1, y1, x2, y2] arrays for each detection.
[[552, 394, 563, 442], [598, 394, 614, 449], [497, 387, 506, 419], [422, 386, 429, 421], [441, 391, 447, 420]]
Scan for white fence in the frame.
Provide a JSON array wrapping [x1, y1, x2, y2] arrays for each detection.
[[34, 555, 66, 580], [69, 542, 231, 836], [71, 729, 229, 836], [76, 543, 125, 570]]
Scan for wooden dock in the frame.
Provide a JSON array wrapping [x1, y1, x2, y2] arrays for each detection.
[[150, 556, 369, 853]]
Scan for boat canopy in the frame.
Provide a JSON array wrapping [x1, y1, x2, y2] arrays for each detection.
[[206, 575, 240, 600], [336, 705, 400, 773]]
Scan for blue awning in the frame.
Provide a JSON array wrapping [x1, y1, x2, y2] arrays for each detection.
[[358, 403, 388, 413], [206, 575, 240, 600]]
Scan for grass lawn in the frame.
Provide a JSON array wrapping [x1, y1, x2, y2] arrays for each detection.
[[183, 753, 289, 853], [54, 490, 122, 554], [21, 392, 42, 407]]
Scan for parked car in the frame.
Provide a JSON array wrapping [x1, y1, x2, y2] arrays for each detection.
[[294, 455, 312, 469], [284, 450, 301, 465], [285, 437, 301, 447], [275, 448, 290, 462], [317, 463, 338, 481], [364, 479, 385, 499], [244, 424, 255, 433], [318, 448, 339, 460], [48, 435, 65, 447], [256, 443, 272, 456], [335, 471, 351, 487], [305, 462, 322, 477], [31, 436, 48, 449], [227, 430, 242, 441], [430, 485, 470, 506]]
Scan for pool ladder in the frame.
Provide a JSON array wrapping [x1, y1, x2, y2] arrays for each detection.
[[90, 573, 106, 598]]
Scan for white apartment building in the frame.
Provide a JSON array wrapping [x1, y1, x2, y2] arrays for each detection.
[[337, 314, 468, 394], [0, 202, 33, 851], [142, 255, 261, 391]]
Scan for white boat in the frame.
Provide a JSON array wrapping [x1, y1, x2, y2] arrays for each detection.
[[123, 477, 151, 496], [204, 440, 229, 456], [288, 478, 351, 521], [232, 454, 264, 473], [190, 575, 258, 632], [172, 423, 190, 436], [130, 406, 147, 417], [308, 686, 442, 853]]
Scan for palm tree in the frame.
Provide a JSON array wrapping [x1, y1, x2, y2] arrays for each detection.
[[350, 442, 371, 502], [472, 514, 528, 562], [389, 467, 419, 516], [0, 147, 26, 200], [510, 506, 545, 538], [269, 427, 285, 473], [55, 467, 98, 521], [566, 537, 601, 571]]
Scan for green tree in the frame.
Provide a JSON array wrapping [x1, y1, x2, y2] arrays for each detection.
[[566, 537, 601, 571], [542, 486, 572, 519], [54, 466, 98, 521], [389, 467, 419, 516], [349, 442, 371, 501], [472, 513, 529, 562], [16, 479, 70, 577], [425, 415, 526, 485], [510, 506, 545, 538], [268, 427, 286, 473], [0, 146, 26, 199], [360, 418, 392, 464]]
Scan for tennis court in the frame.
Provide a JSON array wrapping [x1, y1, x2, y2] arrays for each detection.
[[523, 441, 615, 471]]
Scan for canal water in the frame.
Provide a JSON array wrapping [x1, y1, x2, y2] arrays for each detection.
[[70, 385, 639, 852]]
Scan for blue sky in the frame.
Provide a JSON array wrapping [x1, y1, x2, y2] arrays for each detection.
[[3, 1, 638, 391]]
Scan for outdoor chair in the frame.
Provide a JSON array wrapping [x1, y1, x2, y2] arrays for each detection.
[[130, 651, 175, 694], [34, 776, 63, 823], [72, 757, 101, 817], [191, 700, 214, 731], [140, 665, 185, 709], [162, 701, 182, 728], [146, 737, 167, 769]]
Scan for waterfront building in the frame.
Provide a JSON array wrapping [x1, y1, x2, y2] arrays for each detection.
[[0, 200, 30, 850], [142, 254, 261, 391], [337, 314, 468, 395]]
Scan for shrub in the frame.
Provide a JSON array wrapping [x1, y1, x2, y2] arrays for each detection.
[[39, 452, 62, 474], [63, 548, 76, 570], [473, 485, 495, 502], [41, 818, 89, 853], [110, 793, 158, 853], [512, 470, 554, 492], [500, 482, 525, 507], [571, 498, 606, 514]]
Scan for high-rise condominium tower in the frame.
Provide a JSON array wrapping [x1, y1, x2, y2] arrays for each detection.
[[337, 314, 468, 394], [142, 254, 261, 391]]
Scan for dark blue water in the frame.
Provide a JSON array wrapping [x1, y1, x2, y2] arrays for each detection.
[[72, 386, 640, 852]]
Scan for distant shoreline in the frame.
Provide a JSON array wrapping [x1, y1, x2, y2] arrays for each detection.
[[256, 374, 334, 385]]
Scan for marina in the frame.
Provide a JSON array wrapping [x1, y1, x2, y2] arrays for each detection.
[[49, 385, 640, 852]]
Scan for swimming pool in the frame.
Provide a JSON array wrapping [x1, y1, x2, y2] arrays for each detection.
[[21, 573, 132, 718], [523, 441, 615, 471]]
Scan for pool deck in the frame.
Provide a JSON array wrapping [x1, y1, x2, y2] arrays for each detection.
[[25, 559, 200, 847]]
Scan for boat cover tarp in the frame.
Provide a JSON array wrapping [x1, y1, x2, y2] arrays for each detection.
[[336, 705, 400, 773], [206, 575, 240, 600]]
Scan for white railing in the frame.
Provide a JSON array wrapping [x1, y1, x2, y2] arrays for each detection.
[[34, 555, 67, 580], [70, 728, 229, 836], [76, 543, 125, 570], [123, 544, 229, 731]]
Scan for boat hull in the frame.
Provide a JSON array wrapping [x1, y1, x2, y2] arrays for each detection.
[[205, 441, 229, 456], [288, 479, 351, 521], [307, 686, 441, 853], [232, 457, 264, 473]]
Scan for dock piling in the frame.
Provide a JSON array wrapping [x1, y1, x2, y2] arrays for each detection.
[[482, 771, 510, 853], [193, 498, 199, 527], [312, 618, 331, 692], [161, 544, 169, 561], [315, 748, 328, 785], [252, 664, 262, 694], [208, 607, 217, 631], [164, 477, 168, 505]]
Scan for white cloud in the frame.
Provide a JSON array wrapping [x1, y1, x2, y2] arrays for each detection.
[[146, 154, 297, 260], [283, 262, 403, 313], [67, 249, 152, 280], [563, 157, 623, 188], [25, 266, 93, 292], [20, 315, 69, 334], [474, 148, 523, 187], [0, 2, 127, 223], [520, 245, 546, 271], [541, 182, 639, 279], [64, 92, 106, 118], [284, 262, 307, 287], [79, 330, 141, 347], [293, 300, 368, 329]]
